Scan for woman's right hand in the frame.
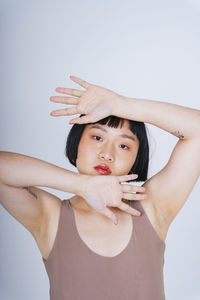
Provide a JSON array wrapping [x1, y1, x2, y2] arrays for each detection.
[[79, 173, 147, 225]]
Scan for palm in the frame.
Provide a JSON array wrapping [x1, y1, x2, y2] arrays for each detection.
[[77, 87, 113, 122], [50, 75, 120, 124]]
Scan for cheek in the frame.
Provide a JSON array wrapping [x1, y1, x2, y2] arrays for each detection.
[[77, 140, 96, 162], [118, 155, 133, 169], [120, 149, 138, 166], [131, 149, 139, 163]]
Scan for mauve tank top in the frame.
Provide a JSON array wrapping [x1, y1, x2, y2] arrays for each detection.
[[42, 199, 166, 300]]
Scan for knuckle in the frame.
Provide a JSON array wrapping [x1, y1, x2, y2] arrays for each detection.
[[139, 194, 147, 199], [137, 186, 143, 192], [77, 106, 82, 114], [71, 89, 76, 95], [127, 185, 132, 192]]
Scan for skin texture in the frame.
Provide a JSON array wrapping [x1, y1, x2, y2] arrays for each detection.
[[71, 120, 140, 214]]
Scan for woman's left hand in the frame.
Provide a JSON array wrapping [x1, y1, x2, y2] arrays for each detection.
[[50, 75, 122, 124]]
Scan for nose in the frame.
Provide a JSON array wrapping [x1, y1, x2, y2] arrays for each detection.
[[98, 149, 114, 162]]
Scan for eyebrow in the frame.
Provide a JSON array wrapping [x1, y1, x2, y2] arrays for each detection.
[[88, 125, 136, 142]]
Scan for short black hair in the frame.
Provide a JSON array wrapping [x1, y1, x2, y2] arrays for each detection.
[[65, 114, 149, 182]]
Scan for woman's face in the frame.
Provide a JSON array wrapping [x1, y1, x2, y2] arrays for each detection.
[[76, 120, 140, 177]]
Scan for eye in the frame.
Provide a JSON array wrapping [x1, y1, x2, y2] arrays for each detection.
[[92, 136, 129, 150], [120, 144, 129, 150], [92, 135, 102, 141]]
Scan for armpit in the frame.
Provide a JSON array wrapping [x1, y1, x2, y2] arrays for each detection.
[[23, 187, 38, 199], [170, 130, 184, 139]]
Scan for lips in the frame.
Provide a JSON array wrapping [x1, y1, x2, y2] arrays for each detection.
[[94, 164, 112, 175]]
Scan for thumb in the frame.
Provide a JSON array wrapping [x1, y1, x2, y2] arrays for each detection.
[[118, 173, 138, 183], [101, 207, 118, 226]]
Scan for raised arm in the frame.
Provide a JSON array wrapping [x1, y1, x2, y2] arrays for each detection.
[[0, 151, 84, 193], [114, 96, 200, 140], [0, 151, 86, 235], [114, 96, 200, 223], [50, 75, 200, 226], [0, 151, 144, 231]]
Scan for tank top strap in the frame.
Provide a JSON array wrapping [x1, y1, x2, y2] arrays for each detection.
[[63, 198, 71, 208], [128, 199, 144, 210]]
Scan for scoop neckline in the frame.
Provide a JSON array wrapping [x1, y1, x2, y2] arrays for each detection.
[[67, 199, 134, 260]]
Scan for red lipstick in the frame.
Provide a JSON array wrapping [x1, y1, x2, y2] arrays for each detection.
[[94, 164, 112, 175]]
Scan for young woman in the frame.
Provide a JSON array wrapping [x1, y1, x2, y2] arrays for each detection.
[[0, 75, 199, 300]]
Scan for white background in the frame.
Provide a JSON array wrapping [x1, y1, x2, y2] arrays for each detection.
[[0, 0, 200, 299]]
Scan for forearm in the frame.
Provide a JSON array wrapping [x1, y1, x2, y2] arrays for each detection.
[[0, 151, 86, 195], [115, 96, 200, 140]]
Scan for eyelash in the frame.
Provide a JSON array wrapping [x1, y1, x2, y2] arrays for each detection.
[[92, 135, 130, 150]]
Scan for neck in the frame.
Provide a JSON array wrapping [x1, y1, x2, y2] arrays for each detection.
[[69, 195, 99, 214]]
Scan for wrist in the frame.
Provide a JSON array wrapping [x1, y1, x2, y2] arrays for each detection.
[[111, 95, 127, 118], [72, 172, 90, 197], [112, 95, 138, 120]]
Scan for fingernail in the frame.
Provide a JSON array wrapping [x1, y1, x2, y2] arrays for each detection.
[[55, 87, 63, 92]]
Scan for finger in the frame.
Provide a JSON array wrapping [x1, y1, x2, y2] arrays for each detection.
[[118, 174, 138, 183], [118, 201, 141, 216], [69, 75, 91, 89], [99, 207, 118, 225], [122, 184, 146, 194], [123, 192, 148, 201], [55, 87, 83, 97], [50, 107, 78, 116], [69, 115, 98, 125], [50, 96, 79, 105]]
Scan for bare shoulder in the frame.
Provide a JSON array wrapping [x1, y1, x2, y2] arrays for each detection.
[[0, 181, 62, 237]]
